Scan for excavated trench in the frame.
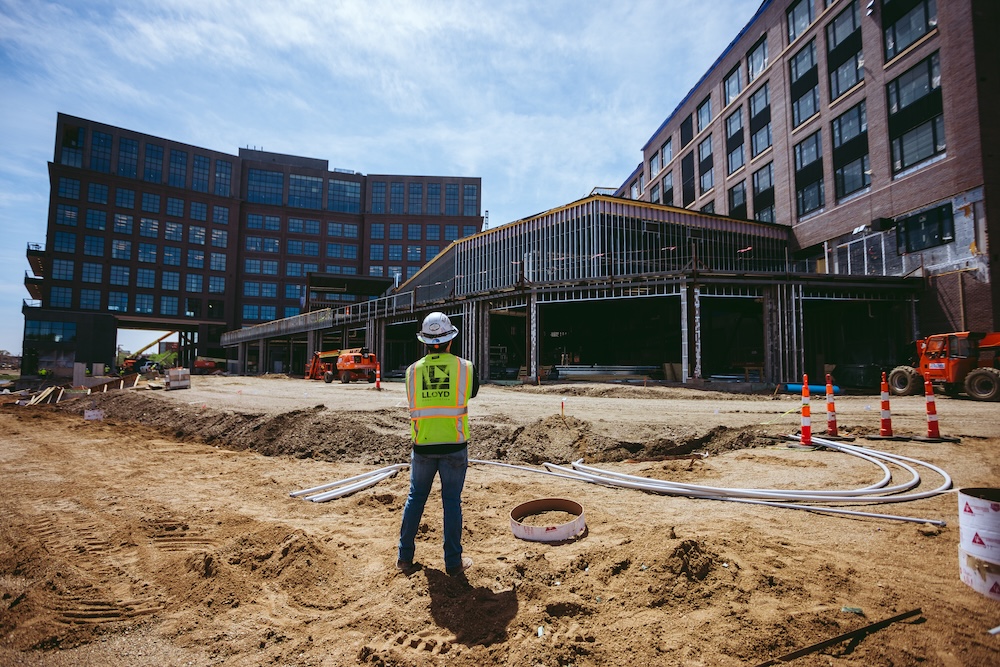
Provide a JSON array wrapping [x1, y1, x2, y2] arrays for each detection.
[[55, 390, 774, 466]]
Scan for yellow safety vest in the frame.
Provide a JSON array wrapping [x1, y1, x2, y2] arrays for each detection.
[[406, 353, 474, 446]]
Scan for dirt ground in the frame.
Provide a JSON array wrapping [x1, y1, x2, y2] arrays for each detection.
[[1, 375, 998, 666]]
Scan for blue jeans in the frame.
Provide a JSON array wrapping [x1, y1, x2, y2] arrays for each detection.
[[397, 448, 468, 570]]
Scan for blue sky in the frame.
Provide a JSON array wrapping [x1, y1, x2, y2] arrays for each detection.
[[0, 0, 758, 355]]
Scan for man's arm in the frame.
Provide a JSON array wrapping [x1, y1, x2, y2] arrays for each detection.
[[470, 363, 480, 398]]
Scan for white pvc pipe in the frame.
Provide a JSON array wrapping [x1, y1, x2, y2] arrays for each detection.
[[290, 464, 409, 498], [308, 469, 402, 502]]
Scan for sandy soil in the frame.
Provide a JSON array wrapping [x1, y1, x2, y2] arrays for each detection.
[[1, 375, 998, 666]]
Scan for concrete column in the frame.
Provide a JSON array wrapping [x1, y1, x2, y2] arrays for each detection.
[[527, 292, 539, 380], [237, 342, 246, 375]]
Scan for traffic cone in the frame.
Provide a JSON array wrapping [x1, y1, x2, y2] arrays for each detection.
[[799, 374, 812, 446], [914, 377, 960, 442], [375, 363, 382, 390], [825, 373, 838, 437], [869, 371, 907, 440]]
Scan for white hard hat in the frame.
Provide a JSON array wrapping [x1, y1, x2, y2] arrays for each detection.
[[417, 312, 458, 345]]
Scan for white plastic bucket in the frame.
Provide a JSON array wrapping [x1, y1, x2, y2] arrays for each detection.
[[958, 488, 1000, 599], [509, 498, 585, 543]]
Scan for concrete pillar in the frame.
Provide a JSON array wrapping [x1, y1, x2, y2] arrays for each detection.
[[527, 292, 539, 380]]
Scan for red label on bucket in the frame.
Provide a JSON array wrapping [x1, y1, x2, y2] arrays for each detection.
[[963, 503, 974, 514], [972, 533, 986, 546]]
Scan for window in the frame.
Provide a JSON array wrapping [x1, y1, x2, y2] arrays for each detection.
[[138, 243, 157, 263], [427, 183, 441, 215], [663, 173, 675, 207], [408, 182, 423, 214], [167, 197, 184, 217], [370, 181, 386, 213], [209, 276, 225, 293], [747, 37, 768, 82], [247, 169, 284, 205], [370, 223, 385, 239], [728, 181, 747, 219], [160, 296, 178, 316], [141, 192, 160, 213], [134, 294, 153, 314], [213, 206, 229, 225], [885, 0, 938, 60], [114, 213, 133, 234], [136, 268, 155, 288], [211, 229, 228, 248], [52, 259, 74, 281], [140, 217, 159, 238], [115, 188, 135, 209], [168, 149, 187, 188], [750, 83, 769, 117], [186, 274, 203, 292], [163, 246, 181, 266], [112, 239, 132, 260], [445, 184, 459, 215], [896, 203, 953, 253], [262, 260, 278, 275], [389, 223, 403, 240], [752, 124, 772, 158], [681, 152, 696, 206], [887, 53, 944, 173], [697, 97, 712, 133], [649, 154, 660, 179], [210, 253, 227, 271], [407, 246, 421, 262], [190, 202, 207, 221], [161, 271, 180, 291], [832, 100, 870, 199], [143, 144, 163, 183], [830, 54, 864, 100], [326, 178, 361, 213], [108, 292, 128, 313], [165, 221, 183, 241], [242, 305, 259, 321], [24, 320, 76, 342], [88, 183, 108, 204], [700, 202, 715, 214], [794, 131, 824, 217], [650, 183, 661, 204], [426, 245, 439, 258], [118, 138, 138, 178], [192, 155, 210, 193], [188, 249, 205, 268], [60, 125, 83, 167], [726, 109, 745, 174], [244, 281, 260, 297], [288, 174, 323, 209], [661, 138, 673, 165], [724, 66, 742, 105], [261, 282, 277, 298], [49, 286, 72, 308], [214, 159, 232, 197], [388, 244, 403, 261], [698, 136, 714, 194], [445, 224, 458, 241], [787, 0, 814, 43], [83, 235, 104, 257], [189, 226, 206, 245], [90, 131, 112, 173], [790, 40, 819, 127], [370, 244, 384, 261], [408, 224, 422, 240], [56, 204, 78, 226], [86, 210, 106, 231], [110, 266, 129, 286], [752, 162, 774, 223], [426, 224, 440, 241], [389, 182, 404, 214], [80, 289, 101, 310], [58, 177, 80, 199], [53, 231, 76, 253]]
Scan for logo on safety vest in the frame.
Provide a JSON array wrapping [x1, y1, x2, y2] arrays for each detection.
[[421, 364, 452, 395], [972, 533, 986, 546]]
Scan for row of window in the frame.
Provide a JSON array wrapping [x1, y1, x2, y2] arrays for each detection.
[[60, 126, 233, 196], [56, 179, 231, 224], [55, 210, 229, 247], [247, 170, 481, 217], [370, 222, 476, 241], [48, 286, 225, 318], [51, 232, 231, 262], [50, 261, 227, 287]]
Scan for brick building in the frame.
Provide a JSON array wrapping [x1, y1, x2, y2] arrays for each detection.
[[22, 114, 482, 375], [618, 0, 999, 334]]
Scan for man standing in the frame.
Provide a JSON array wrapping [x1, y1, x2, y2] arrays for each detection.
[[397, 312, 479, 576]]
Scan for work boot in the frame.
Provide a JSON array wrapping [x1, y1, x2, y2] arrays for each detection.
[[446, 557, 473, 577], [396, 559, 415, 574]]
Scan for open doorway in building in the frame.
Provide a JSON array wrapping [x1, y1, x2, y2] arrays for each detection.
[[699, 298, 765, 380]]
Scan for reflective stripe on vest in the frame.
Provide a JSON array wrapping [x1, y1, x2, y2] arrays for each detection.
[[406, 353, 473, 445]]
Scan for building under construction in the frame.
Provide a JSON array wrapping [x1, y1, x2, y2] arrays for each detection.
[[223, 194, 921, 387]]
